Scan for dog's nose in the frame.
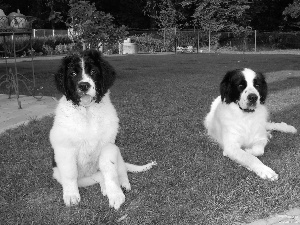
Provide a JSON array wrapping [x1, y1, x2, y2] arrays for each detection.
[[78, 82, 91, 92], [248, 93, 258, 103]]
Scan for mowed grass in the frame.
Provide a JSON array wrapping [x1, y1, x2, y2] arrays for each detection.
[[0, 53, 300, 224], [0, 59, 61, 98]]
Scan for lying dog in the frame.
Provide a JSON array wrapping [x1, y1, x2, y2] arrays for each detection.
[[204, 68, 297, 181], [50, 49, 156, 209]]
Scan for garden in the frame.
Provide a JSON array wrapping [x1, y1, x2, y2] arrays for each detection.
[[0, 53, 300, 224]]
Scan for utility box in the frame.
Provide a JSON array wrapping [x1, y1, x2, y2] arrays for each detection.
[[122, 38, 137, 54]]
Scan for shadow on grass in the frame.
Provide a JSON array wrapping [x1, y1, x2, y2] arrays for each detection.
[[267, 70, 300, 93]]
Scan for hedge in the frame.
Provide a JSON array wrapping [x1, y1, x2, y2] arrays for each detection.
[[0, 35, 73, 57]]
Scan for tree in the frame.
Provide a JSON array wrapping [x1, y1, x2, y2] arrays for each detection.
[[249, 0, 293, 31], [0, 0, 10, 13], [67, 0, 127, 49], [46, 0, 69, 29], [181, 0, 252, 51], [95, 0, 151, 29], [0, 0, 69, 29], [143, 0, 186, 28], [184, 0, 251, 33], [283, 0, 300, 29]]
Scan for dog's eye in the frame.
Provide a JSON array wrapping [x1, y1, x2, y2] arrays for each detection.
[[70, 71, 77, 77], [238, 84, 245, 89], [90, 69, 96, 75], [254, 84, 260, 88]]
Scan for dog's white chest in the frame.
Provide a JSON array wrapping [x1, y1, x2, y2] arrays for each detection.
[[238, 115, 268, 148], [51, 94, 119, 177], [76, 139, 101, 177]]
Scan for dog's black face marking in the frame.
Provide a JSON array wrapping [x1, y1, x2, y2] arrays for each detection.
[[54, 49, 116, 106], [220, 68, 268, 106], [253, 72, 268, 104], [55, 54, 81, 105], [81, 50, 116, 103], [220, 69, 245, 104]]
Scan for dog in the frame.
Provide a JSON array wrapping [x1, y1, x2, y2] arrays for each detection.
[[50, 49, 156, 209], [204, 68, 297, 181]]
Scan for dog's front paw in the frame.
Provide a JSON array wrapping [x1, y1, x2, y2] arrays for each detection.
[[254, 164, 278, 181], [106, 188, 125, 210], [245, 145, 265, 157], [63, 191, 81, 206], [119, 175, 131, 192], [121, 181, 131, 192]]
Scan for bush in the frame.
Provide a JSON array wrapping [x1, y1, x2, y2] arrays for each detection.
[[0, 35, 73, 57], [130, 32, 175, 53]]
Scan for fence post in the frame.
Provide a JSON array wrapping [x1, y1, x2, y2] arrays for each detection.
[[208, 30, 211, 52], [33, 29, 36, 38], [174, 27, 177, 54], [197, 30, 200, 53], [254, 30, 257, 52], [53, 29, 55, 37], [163, 28, 166, 51]]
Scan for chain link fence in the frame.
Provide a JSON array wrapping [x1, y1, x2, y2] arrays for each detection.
[[2, 29, 299, 54], [128, 29, 300, 53]]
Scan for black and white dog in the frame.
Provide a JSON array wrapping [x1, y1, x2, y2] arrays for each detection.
[[204, 68, 297, 181], [50, 49, 156, 209]]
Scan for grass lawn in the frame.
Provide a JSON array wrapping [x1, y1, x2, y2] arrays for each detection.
[[0, 53, 300, 224]]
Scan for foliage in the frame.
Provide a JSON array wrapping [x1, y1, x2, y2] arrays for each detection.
[[0, 0, 297, 31], [46, 0, 68, 28], [43, 42, 75, 55], [42, 44, 54, 55], [67, 0, 128, 49], [185, 0, 251, 33], [143, 0, 186, 28], [0, 35, 73, 57], [283, 0, 300, 18], [176, 30, 198, 47], [130, 32, 175, 52], [180, 0, 252, 51], [0, 0, 10, 12], [23, 0, 69, 29], [256, 31, 300, 49], [283, 0, 300, 29]]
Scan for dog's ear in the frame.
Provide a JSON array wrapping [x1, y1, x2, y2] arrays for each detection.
[[84, 49, 116, 88], [256, 72, 268, 104], [54, 55, 79, 103], [220, 71, 232, 103], [54, 57, 68, 95], [98, 54, 116, 91]]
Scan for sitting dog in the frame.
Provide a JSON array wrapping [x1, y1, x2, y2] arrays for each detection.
[[204, 68, 297, 181], [50, 49, 156, 209]]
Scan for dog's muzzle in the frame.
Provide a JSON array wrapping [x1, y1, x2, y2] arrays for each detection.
[[80, 94, 92, 106], [247, 93, 258, 105], [78, 82, 91, 92], [77, 82, 95, 107], [238, 93, 258, 113]]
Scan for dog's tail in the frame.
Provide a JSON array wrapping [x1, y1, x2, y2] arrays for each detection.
[[76, 161, 157, 187], [125, 161, 157, 173], [266, 122, 297, 134]]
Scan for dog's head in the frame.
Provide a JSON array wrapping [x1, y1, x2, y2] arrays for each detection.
[[54, 49, 116, 107], [220, 68, 267, 112]]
